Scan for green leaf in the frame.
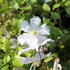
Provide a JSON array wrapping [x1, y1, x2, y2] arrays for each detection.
[[30, 0, 37, 3], [3, 56, 10, 64], [12, 55, 23, 67], [43, 18, 54, 27], [0, 0, 3, 3], [64, 1, 70, 7], [65, 7, 70, 15], [62, 0, 65, 3], [53, 3, 60, 10], [0, 30, 4, 37], [0, 59, 4, 66], [42, 3, 50, 11], [23, 6, 32, 11], [9, 1, 19, 9], [51, 27, 62, 39], [44, 57, 53, 62], [51, 12, 60, 20], [52, 53, 58, 58], [0, 65, 9, 70], [52, 28, 62, 35]]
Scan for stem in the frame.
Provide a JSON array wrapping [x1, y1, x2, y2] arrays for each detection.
[[45, 63, 50, 70]]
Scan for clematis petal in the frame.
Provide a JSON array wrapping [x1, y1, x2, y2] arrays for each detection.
[[36, 35, 47, 46], [38, 24, 50, 35], [20, 21, 32, 32], [17, 33, 29, 45], [45, 38, 55, 42], [20, 52, 51, 64], [30, 16, 41, 29], [42, 38, 55, 46], [18, 48, 31, 55], [26, 36, 39, 51], [20, 57, 33, 64]]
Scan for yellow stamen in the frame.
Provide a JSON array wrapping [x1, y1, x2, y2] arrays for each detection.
[[31, 30, 38, 35]]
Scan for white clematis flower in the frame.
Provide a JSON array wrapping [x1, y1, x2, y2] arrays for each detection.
[[20, 52, 51, 70], [20, 51, 51, 64], [17, 16, 51, 54]]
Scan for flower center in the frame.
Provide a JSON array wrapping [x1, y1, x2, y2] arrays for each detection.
[[31, 30, 38, 36]]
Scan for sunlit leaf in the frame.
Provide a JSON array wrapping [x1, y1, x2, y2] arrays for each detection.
[[44, 57, 53, 62], [53, 3, 60, 10], [43, 3, 50, 11]]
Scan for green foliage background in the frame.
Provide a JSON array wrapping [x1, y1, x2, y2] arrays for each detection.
[[0, 0, 70, 70]]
